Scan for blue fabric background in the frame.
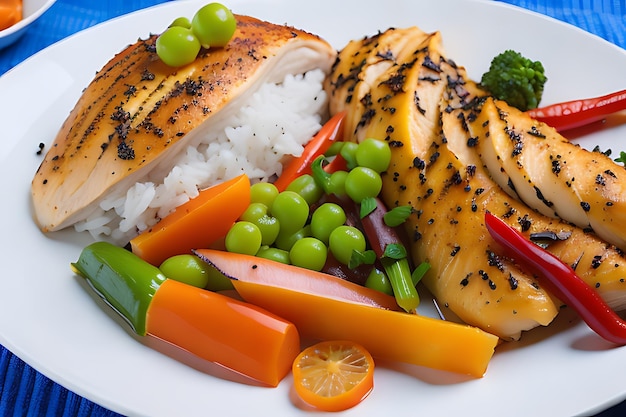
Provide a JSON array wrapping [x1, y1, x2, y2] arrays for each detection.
[[0, 0, 624, 415]]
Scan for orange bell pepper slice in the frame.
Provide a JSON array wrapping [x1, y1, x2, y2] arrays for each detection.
[[130, 174, 250, 266], [146, 278, 301, 387], [273, 111, 346, 192], [195, 249, 499, 377]]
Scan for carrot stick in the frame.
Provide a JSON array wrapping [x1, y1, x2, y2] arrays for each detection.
[[130, 174, 250, 266], [146, 279, 300, 387]]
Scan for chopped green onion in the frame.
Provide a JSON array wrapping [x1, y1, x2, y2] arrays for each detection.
[[383, 243, 407, 260], [311, 155, 333, 194], [359, 197, 377, 219], [348, 249, 376, 269], [383, 205, 412, 227], [411, 262, 431, 286], [382, 256, 419, 313]]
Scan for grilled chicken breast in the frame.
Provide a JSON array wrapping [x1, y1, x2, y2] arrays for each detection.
[[326, 26, 626, 340], [472, 97, 626, 251], [32, 15, 336, 233]]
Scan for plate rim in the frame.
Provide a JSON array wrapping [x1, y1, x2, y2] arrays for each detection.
[[1, 1, 626, 416]]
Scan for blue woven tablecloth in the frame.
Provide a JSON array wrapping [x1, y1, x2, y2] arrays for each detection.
[[0, 0, 624, 415]]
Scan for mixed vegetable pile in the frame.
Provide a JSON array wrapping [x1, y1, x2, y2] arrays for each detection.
[[69, 3, 626, 412], [72, 110, 500, 411], [220, 111, 427, 313]]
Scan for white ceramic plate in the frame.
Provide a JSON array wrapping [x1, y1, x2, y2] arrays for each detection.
[[1, 1, 626, 416]]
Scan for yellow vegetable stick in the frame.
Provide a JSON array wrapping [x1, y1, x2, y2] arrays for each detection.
[[234, 280, 498, 377], [196, 248, 499, 377]]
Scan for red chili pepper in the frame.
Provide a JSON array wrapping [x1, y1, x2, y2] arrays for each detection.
[[323, 151, 349, 173], [484, 211, 626, 345], [526, 88, 626, 132], [273, 111, 346, 192]]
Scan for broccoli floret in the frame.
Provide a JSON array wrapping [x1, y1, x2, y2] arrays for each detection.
[[480, 49, 547, 111]]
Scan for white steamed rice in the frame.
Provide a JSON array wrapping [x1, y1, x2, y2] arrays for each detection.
[[74, 69, 328, 244]]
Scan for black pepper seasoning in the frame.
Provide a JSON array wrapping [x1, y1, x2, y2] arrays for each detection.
[[591, 255, 603, 269], [460, 273, 471, 287], [508, 273, 519, 290]]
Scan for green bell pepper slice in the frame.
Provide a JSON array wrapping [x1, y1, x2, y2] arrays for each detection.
[[71, 241, 167, 335]]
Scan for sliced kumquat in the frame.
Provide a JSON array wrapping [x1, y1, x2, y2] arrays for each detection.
[[292, 340, 374, 412], [0, 0, 22, 31]]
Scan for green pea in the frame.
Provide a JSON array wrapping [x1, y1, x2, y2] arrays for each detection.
[[344, 166, 382, 203], [340, 142, 359, 170], [225, 221, 262, 255], [156, 26, 201, 67], [325, 141, 344, 157], [169, 16, 192, 29], [286, 174, 323, 206], [240, 203, 266, 222], [356, 138, 391, 173], [256, 246, 291, 264], [159, 254, 210, 288], [311, 203, 347, 244], [255, 215, 280, 246], [270, 191, 309, 234], [274, 225, 311, 252], [290, 237, 328, 271], [250, 182, 279, 210], [364, 267, 394, 296], [240, 203, 280, 246], [328, 170, 348, 197], [191, 2, 237, 48], [328, 225, 366, 265]]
